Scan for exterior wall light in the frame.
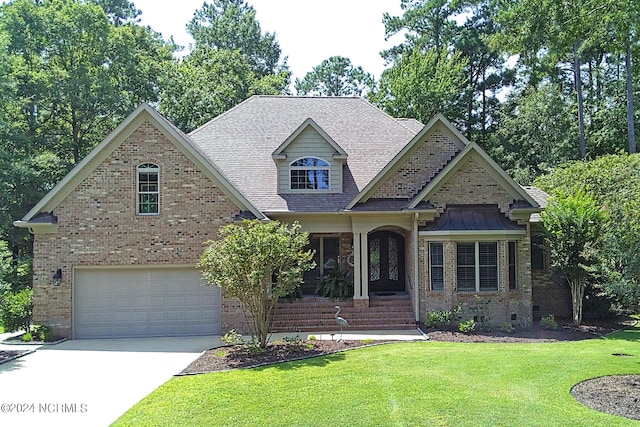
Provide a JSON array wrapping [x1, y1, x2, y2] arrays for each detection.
[[53, 268, 62, 286]]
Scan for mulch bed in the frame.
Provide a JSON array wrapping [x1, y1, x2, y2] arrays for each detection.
[[0, 349, 33, 364], [181, 317, 638, 421]]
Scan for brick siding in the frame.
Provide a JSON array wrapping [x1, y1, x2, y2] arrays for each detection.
[[31, 120, 241, 337], [371, 129, 460, 199]]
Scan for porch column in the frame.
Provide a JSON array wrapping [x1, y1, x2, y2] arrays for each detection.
[[353, 232, 362, 299], [352, 232, 369, 309]]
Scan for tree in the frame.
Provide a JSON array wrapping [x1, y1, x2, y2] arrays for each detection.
[[535, 154, 640, 315], [1, 0, 175, 164], [161, 0, 289, 131], [91, 0, 140, 25], [371, 47, 467, 125], [488, 83, 579, 184], [187, 0, 283, 77], [295, 56, 375, 97], [541, 191, 607, 326], [494, 0, 625, 159], [159, 47, 286, 133], [199, 220, 314, 348]]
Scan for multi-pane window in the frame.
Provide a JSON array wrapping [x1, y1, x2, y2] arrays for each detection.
[[456, 242, 498, 292], [304, 236, 339, 283], [137, 163, 159, 215], [430, 242, 444, 291], [508, 241, 517, 290], [290, 157, 329, 190]]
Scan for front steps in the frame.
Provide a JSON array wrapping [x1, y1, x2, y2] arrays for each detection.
[[271, 292, 416, 333]]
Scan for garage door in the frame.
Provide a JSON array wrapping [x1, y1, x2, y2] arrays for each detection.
[[74, 267, 221, 339]]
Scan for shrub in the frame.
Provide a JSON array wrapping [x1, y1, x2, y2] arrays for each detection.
[[315, 267, 353, 300], [469, 295, 491, 331], [459, 319, 476, 333], [0, 288, 33, 332], [500, 322, 514, 333], [21, 332, 33, 342], [540, 314, 558, 330], [221, 329, 245, 345], [282, 335, 305, 353], [31, 324, 52, 341], [424, 304, 462, 329]]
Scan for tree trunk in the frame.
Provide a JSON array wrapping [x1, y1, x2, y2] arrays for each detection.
[[574, 42, 586, 159], [626, 41, 636, 153], [570, 279, 585, 326]]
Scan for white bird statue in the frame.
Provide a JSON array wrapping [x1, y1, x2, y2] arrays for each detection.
[[334, 305, 348, 341]]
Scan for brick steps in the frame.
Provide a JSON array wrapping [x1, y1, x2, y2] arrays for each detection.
[[271, 293, 416, 332]]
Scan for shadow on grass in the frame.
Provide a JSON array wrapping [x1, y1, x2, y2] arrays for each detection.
[[600, 325, 640, 342], [258, 350, 348, 372]]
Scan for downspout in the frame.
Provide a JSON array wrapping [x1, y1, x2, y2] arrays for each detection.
[[414, 213, 420, 323]]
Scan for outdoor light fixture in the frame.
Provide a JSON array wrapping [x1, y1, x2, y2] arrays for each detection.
[[53, 268, 62, 286]]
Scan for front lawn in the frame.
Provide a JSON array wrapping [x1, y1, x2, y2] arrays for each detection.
[[114, 326, 639, 426]]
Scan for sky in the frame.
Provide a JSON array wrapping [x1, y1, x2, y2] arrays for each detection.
[[133, 0, 404, 83]]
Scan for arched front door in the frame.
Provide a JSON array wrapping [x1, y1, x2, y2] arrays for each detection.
[[368, 231, 405, 293]]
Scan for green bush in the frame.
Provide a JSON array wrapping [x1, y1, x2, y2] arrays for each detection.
[[0, 288, 33, 332], [21, 332, 33, 342], [31, 324, 52, 341], [221, 329, 245, 345], [458, 319, 476, 333], [315, 267, 353, 300], [281, 335, 305, 353], [500, 322, 514, 333], [540, 314, 558, 330], [424, 304, 462, 329]]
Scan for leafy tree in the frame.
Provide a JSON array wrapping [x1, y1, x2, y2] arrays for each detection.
[[91, 0, 140, 25], [0, 287, 33, 332], [159, 47, 286, 133], [295, 56, 375, 97], [371, 47, 467, 125], [535, 154, 640, 314], [187, 0, 283, 77], [541, 191, 607, 326], [489, 83, 579, 184], [199, 220, 314, 348], [161, 0, 289, 131], [382, 0, 464, 58], [494, 0, 636, 159], [1, 0, 175, 164]]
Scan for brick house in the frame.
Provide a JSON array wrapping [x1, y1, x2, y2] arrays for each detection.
[[15, 96, 561, 339]]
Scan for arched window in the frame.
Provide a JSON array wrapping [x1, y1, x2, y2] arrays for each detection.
[[290, 157, 329, 190], [137, 163, 159, 215]]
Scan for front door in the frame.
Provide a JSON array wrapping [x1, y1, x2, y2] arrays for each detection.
[[368, 231, 405, 293]]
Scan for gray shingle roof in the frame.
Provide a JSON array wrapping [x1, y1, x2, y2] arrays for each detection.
[[189, 96, 420, 212]]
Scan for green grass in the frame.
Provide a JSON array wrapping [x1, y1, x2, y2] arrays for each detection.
[[114, 325, 640, 427]]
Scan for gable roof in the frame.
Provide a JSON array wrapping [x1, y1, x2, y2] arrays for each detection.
[[272, 118, 348, 160], [189, 96, 420, 212], [346, 114, 468, 209], [408, 141, 539, 209], [15, 104, 263, 226]]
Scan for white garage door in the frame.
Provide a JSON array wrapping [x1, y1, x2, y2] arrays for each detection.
[[74, 267, 221, 339]]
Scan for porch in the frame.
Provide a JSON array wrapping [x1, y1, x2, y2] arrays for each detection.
[[271, 292, 417, 332]]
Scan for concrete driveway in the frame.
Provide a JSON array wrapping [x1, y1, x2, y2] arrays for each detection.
[[0, 335, 221, 427]]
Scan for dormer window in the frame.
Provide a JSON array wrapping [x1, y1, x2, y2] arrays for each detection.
[[290, 157, 330, 190], [137, 163, 159, 215]]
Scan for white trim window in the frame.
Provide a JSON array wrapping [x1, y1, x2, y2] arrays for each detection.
[[456, 242, 498, 292], [290, 157, 330, 190], [430, 242, 444, 291], [137, 163, 159, 215]]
